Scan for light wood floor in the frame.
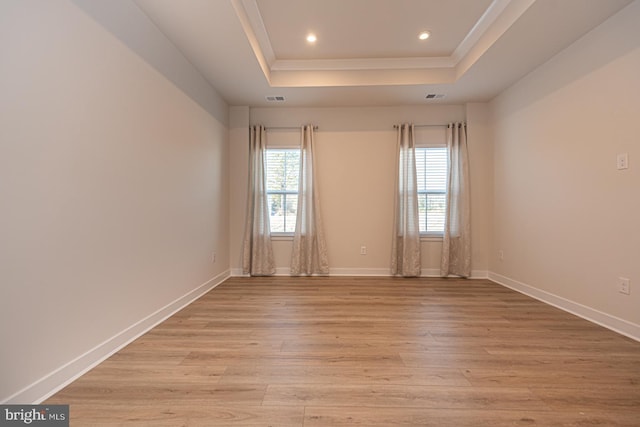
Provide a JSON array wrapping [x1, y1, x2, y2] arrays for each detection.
[[47, 277, 640, 426]]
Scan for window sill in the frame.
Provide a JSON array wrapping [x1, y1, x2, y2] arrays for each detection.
[[271, 234, 294, 241], [273, 235, 440, 242]]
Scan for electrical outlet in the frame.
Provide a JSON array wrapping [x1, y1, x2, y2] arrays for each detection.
[[360, 246, 367, 255], [498, 250, 504, 261], [618, 277, 630, 295], [211, 252, 217, 263], [616, 153, 629, 170]]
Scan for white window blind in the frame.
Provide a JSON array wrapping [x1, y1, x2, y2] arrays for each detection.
[[265, 149, 300, 233], [415, 147, 448, 234]]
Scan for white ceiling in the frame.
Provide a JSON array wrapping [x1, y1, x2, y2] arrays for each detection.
[[133, 0, 632, 107], [255, 0, 494, 59]]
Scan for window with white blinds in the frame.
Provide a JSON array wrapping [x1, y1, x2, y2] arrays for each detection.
[[265, 149, 300, 233], [415, 147, 448, 234]]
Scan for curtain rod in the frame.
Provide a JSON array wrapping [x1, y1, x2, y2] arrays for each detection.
[[265, 126, 318, 131]]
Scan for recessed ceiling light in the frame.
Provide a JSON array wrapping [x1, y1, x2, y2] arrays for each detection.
[[418, 31, 430, 40], [306, 33, 317, 43]]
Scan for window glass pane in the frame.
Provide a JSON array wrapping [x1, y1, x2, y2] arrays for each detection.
[[265, 149, 300, 233], [416, 147, 448, 234], [426, 193, 446, 233], [284, 195, 298, 233], [285, 150, 300, 191], [266, 151, 285, 191], [418, 193, 427, 232], [425, 147, 447, 192], [268, 193, 285, 233], [415, 149, 427, 192]]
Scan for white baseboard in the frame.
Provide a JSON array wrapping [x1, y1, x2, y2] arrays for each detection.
[[489, 272, 640, 342], [4, 270, 231, 404], [471, 270, 489, 279], [275, 267, 292, 276], [234, 267, 391, 276], [329, 268, 390, 276], [421, 269, 488, 279], [230, 268, 248, 277], [231, 267, 489, 279]]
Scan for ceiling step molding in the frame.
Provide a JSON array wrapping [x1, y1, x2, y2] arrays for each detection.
[[232, 0, 535, 87]]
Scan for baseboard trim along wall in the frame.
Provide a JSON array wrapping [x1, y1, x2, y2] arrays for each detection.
[[230, 267, 392, 277], [422, 269, 489, 279], [329, 268, 391, 276], [230, 268, 489, 279], [489, 272, 640, 342], [5, 270, 231, 405]]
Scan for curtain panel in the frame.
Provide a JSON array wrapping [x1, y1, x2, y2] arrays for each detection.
[[441, 122, 471, 277], [391, 123, 421, 277], [290, 125, 329, 275], [242, 125, 275, 276]]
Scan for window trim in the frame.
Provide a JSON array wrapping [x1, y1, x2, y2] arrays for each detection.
[[420, 234, 444, 242], [271, 234, 295, 241]]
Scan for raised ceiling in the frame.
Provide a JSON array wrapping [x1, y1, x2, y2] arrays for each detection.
[[133, 0, 632, 107], [254, 0, 494, 60]]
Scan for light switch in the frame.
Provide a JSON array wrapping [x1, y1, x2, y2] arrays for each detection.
[[616, 153, 628, 170]]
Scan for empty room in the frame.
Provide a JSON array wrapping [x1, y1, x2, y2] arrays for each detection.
[[1, 0, 639, 425]]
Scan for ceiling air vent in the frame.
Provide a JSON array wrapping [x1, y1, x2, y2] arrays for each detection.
[[266, 95, 286, 102], [425, 94, 445, 99]]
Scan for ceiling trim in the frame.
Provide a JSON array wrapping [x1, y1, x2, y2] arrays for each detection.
[[269, 67, 456, 88], [238, 0, 275, 65], [271, 56, 454, 71], [455, 0, 536, 79], [451, 0, 512, 63], [233, 0, 537, 87], [231, 0, 272, 81]]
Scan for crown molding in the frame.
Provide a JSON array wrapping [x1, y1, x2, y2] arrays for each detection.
[[233, 0, 535, 86], [271, 56, 454, 71], [231, 0, 273, 81], [455, 0, 536, 79]]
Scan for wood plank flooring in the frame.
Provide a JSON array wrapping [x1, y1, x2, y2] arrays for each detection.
[[46, 277, 640, 426]]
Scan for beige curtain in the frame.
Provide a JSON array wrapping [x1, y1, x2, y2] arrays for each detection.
[[291, 125, 329, 275], [242, 125, 275, 276], [441, 123, 471, 277], [391, 123, 421, 277]]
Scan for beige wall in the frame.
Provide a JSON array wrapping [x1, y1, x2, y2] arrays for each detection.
[[490, 1, 640, 330], [229, 106, 250, 271], [0, 0, 229, 402], [229, 105, 492, 276], [466, 103, 493, 275]]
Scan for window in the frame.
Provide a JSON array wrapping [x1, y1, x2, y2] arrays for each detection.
[[416, 147, 448, 234], [265, 149, 300, 233]]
